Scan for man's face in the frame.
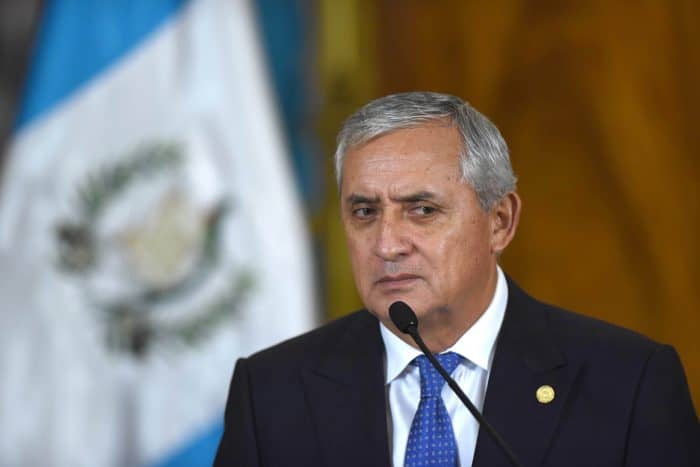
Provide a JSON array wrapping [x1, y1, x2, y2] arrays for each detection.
[[340, 124, 501, 332]]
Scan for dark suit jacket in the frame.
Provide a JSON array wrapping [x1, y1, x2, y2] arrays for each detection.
[[214, 280, 699, 466]]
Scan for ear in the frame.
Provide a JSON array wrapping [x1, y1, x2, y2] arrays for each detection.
[[489, 192, 521, 254]]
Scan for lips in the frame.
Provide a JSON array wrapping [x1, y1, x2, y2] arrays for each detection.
[[376, 274, 420, 286]]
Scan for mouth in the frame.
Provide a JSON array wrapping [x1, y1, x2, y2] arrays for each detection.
[[376, 274, 420, 287]]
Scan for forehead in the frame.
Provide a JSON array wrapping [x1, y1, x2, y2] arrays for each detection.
[[341, 124, 463, 195]]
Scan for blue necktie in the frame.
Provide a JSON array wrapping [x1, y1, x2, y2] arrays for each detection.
[[404, 352, 463, 467]]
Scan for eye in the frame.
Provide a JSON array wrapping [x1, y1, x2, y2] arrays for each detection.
[[411, 205, 437, 216], [352, 207, 376, 219]]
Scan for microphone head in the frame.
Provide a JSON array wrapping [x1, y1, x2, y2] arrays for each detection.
[[389, 301, 418, 334]]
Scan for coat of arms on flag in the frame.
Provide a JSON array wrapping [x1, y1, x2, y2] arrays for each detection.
[[54, 141, 253, 357]]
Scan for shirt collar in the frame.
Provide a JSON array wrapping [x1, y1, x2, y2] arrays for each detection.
[[380, 266, 508, 384]]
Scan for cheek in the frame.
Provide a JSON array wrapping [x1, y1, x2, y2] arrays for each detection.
[[345, 236, 372, 284], [427, 219, 489, 276]]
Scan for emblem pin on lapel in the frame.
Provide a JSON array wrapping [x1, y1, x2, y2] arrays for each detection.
[[536, 385, 555, 404]]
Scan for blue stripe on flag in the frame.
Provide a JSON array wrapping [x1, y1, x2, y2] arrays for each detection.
[[15, 0, 189, 130], [151, 420, 223, 467], [255, 0, 323, 209]]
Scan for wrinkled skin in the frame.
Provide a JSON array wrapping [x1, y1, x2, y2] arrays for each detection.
[[340, 123, 521, 351]]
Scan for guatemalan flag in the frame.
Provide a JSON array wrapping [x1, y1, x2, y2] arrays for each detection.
[[0, 1, 316, 466]]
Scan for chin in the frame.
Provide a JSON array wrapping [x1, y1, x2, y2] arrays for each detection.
[[370, 295, 428, 318], [366, 300, 391, 319], [364, 297, 398, 320]]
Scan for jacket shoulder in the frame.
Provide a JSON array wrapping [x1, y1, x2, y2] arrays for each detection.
[[505, 278, 664, 369], [245, 309, 375, 369], [540, 300, 662, 358]]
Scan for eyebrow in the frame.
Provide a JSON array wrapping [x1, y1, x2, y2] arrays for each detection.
[[345, 191, 437, 205], [391, 191, 436, 203], [346, 193, 380, 205]]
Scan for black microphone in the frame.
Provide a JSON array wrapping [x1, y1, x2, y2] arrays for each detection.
[[389, 301, 524, 467]]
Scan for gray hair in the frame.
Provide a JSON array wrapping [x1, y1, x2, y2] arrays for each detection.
[[334, 92, 517, 210]]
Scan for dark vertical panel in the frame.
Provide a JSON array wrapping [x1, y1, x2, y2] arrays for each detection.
[[0, 0, 43, 172]]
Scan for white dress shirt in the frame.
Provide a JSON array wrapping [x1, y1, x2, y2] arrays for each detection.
[[380, 266, 508, 467]]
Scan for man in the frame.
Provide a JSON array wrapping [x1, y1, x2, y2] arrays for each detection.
[[214, 92, 698, 466]]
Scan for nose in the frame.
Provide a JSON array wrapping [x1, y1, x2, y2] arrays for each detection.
[[373, 216, 412, 261]]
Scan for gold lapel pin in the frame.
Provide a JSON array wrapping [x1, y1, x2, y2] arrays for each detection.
[[536, 385, 555, 404]]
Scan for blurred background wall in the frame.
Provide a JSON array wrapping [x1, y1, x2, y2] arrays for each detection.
[[1, 0, 697, 465]]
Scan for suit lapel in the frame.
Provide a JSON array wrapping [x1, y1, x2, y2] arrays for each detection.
[[302, 311, 391, 467], [473, 280, 580, 467]]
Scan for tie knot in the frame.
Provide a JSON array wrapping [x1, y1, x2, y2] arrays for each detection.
[[413, 352, 462, 398]]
